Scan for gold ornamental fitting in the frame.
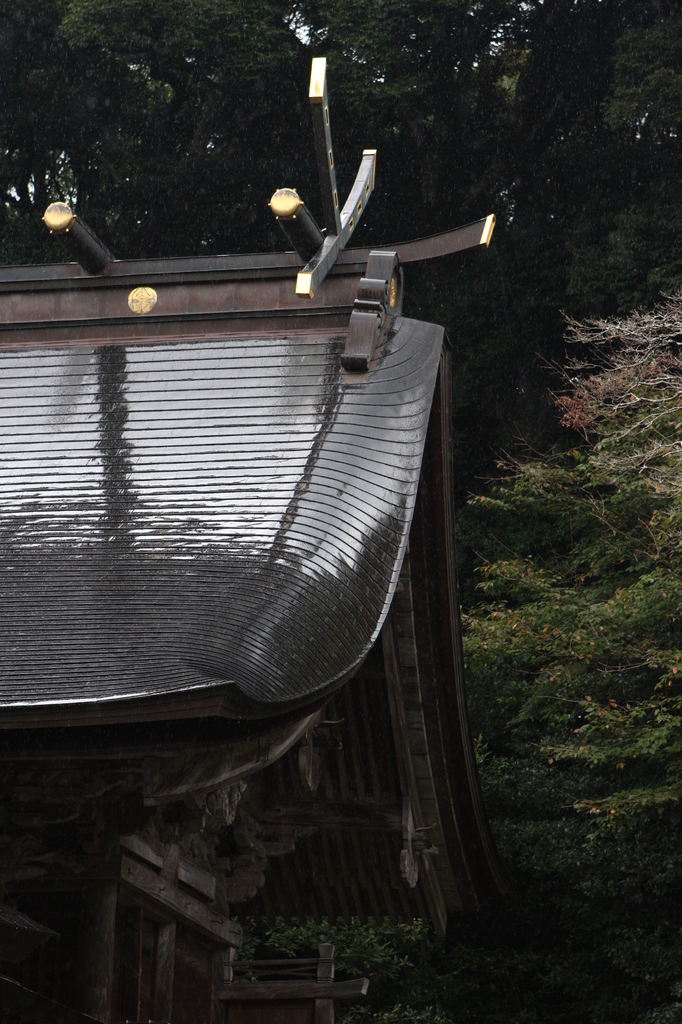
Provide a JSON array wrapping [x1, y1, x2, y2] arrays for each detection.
[[128, 286, 157, 315], [295, 272, 314, 298], [389, 276, 397, 309], [309, 57, 326, 103], [479, 213, 496, 247], [269, 188, 304, 220], [43, 202, 76, 234]]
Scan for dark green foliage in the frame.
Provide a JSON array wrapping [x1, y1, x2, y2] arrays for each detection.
[[2, 2, 682, 487], [453, 297, 682, 1022]]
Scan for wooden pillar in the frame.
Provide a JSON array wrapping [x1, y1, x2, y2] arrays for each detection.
[[210, 949, 229, 1024], [75, 880, 118, 1022], [152, 921, 176, 1021], [151, 840, 180, 1021], [315, 943, 335, 1024], [315, 998, 334, 1024]]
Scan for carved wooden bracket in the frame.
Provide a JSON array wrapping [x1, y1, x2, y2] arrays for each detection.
[[342, 250, 403, 371], [143, 710, 322, 805], [298, 726, 323, 792]]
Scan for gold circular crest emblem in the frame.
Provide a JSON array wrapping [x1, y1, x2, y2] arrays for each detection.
[[128, 286, 157, 315]]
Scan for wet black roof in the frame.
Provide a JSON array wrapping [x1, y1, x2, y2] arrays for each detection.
[[0, 317, 442, 717]]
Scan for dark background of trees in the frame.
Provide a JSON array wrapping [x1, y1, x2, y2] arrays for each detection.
[[3, 2, 682, 1021], [3, 0, 681, 492]]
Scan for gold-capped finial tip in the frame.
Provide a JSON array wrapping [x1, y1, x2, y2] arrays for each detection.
[[269, 189, 304, 220], [296, 272, 314, 299], [480, 213, 496, 247], [309, 57, 327, 103], [43, 202, 76, 234]]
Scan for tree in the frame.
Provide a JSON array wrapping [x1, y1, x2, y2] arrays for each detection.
[[2, 2, 682, 487], [457, 294, 682, 1023]]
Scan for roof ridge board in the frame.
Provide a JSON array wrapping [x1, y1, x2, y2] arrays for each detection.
[[0, 218, 492, 289]]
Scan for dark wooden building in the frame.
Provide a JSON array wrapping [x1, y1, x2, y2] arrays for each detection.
[[0, 59, 505, 1024]]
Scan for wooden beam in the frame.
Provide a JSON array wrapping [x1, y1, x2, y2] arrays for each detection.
[[120, 855, 241, 947], [178, 858, 216, 901], [315, 999, 334, 1024], [382, 604, 448, 937], [382, 832, 414, 920], [321, 830, 351, 923], [210, 949, 226, 1024], [309, 839, 336, 922], [308, 57, 341, 236], [152, 921, 176, 1021], [121, 833, 164, 869], [342, 685, 366, 801], [317, 944, 334, 980], [144, 711, 321, 804], [257, 799, 401, 832], [161, 842, 180, 883], [357, 678, 382, 802], [218, 979, 369, 1001], [135, 909, 144, 1021], [75, 880, 117, 1022], [0, 974, 104, 1024]]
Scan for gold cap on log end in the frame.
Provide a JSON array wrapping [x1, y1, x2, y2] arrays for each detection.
[[296, 272, 314, 298], [309, 57, 326, 103], [480, 213, 496, 247], [269, 189, 304, 220], [43, 202, 76, 234]]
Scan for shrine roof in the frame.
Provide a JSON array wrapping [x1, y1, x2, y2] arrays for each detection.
[[0, 313, 442, 723]]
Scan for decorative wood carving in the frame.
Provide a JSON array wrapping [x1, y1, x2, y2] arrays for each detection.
[[144, 712, 322, 805]]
